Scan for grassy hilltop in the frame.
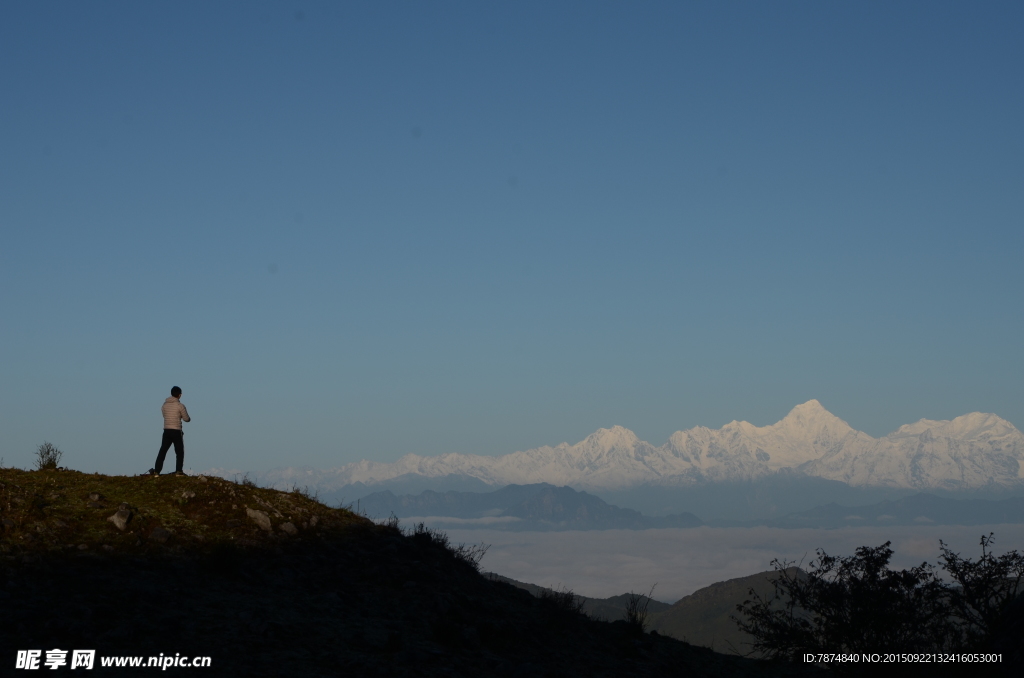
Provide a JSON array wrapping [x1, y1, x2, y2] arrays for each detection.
[[0, 468, 808, 677]]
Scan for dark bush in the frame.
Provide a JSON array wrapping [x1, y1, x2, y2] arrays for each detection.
[[34, 442, 63, 470], [735, 542, 951, 659], [941, 533, 1024, 651], [540, 585, 586, 615], [735, 535, 1024, 661]]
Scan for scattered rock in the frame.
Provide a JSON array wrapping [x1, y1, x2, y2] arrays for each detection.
[[88, 493, 104, 502], [279, 522, 298, 536], [246, 509, 272, 532], [182, 490, 196, 499], [254, 496, 284, 517], [198, 476, 208, 483], [310, 515, 319, 527], [52, 519, 67, 528], [119, 502, 131, 511], [149, 527, 172, 544], [77, 544, 88, 550], [107, 510, 133, 531]]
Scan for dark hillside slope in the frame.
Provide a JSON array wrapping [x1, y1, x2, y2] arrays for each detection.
[[1, 469, 803, 677], [489, 569, 791, 654], [649, 570, 802, 654], [484, 573, 672, 622]]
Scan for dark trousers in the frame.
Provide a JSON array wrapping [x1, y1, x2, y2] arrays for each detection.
[[154, 429, 184, 474]]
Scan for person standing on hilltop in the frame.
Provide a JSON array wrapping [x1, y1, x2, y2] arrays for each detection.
[[148, 386, 191, 476]]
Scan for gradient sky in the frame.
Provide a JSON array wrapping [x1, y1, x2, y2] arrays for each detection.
[[2, 1, 1022, 474]]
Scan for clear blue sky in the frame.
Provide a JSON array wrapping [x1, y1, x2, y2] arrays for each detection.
[[2, 1, 1022, 474]]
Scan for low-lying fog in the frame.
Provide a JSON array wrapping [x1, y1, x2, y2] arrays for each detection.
[[438, 524, 1024, 603]]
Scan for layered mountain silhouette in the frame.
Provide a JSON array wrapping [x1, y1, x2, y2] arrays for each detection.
[[358, 483, 702, 531], [361, 484, 1024, 529], [488, 570, 791, 655], [235, 401, 1024, 495]]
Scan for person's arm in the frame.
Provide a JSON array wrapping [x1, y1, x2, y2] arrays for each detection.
[[180, 403, 191, 423]]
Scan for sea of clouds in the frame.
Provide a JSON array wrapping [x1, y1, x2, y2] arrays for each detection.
[[438, 524, 1024, 604]]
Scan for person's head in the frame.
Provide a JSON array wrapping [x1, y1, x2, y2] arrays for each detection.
[[171, 386, 182, 398]]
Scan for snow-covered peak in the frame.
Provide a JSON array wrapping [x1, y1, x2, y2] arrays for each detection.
[[936, 412, 1018, 440], [890, 412, 1018, 441], [581, 425, 641, 448], [790, 398, 827, 414], [233, 402, 1024, 493], [772, 400, 854, 436], [891, 419, 948, 437]]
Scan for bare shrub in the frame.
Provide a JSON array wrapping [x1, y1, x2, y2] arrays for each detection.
[[450, 541, 490, 571], [290, 485, 320, 502], [624, 584, 657, 633], [941, 533, 1024, 651], [409, 522, 489, 570], [411, 521, 450, 548], [35, 442, 63, 470]]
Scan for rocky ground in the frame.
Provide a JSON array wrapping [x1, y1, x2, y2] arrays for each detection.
[[1, 468, 819, 676]]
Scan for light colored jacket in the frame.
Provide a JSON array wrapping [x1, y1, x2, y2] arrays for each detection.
[[162, 397, 191, 430]]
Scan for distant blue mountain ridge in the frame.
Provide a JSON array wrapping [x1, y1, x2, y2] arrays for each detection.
[[355, 483, 1024, 530], [357, 483, 702, 531]]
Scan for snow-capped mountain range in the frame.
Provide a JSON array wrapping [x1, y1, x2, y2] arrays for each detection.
[[218, 401, 1024, 493]]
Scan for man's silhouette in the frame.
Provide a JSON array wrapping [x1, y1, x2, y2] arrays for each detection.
[[149, 386, 190, 475]]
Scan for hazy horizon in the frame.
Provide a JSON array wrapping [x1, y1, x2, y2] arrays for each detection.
[[445, 524, 1024, 603]]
